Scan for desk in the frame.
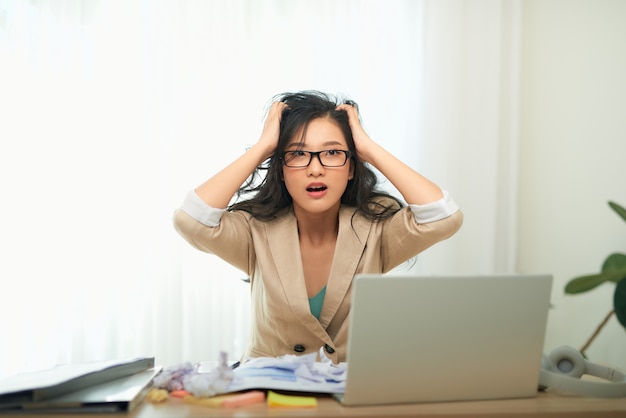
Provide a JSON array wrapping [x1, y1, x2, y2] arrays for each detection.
[[13, 392, 626, 418]]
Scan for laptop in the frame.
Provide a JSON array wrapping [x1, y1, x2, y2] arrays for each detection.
[[335, 273, 553, 406]]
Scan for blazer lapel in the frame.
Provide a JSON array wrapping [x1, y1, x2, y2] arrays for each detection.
[[265, 207, 371, 337], [265, 210, 327, 337], [319, 207, 370, 328]]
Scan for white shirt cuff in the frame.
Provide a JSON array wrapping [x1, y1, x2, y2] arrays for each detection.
[[409, 190, 460, 223], [180, 191, 225, 227]]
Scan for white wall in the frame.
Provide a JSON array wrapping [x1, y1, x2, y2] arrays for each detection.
[[520, 0, 626, 369]]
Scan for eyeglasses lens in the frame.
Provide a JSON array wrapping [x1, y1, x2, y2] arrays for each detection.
[[283, 151, 349, 167]]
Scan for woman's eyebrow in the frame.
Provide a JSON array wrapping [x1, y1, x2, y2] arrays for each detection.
[[285, 140, 345, 149], [322, 140, 345, 147]]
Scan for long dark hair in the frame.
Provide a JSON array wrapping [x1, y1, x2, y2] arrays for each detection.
[[228, 91, 403, 221]]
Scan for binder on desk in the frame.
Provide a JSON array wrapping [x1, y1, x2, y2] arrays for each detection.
[[16, 367, 161, 413], [0, 357, 157, 412]]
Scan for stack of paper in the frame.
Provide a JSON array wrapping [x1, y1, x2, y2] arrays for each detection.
[[0, 357, 159, 413], [224, 352, 347, 394]]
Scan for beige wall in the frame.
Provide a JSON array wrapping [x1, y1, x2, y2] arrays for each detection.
[[520, 0, 626, 368]]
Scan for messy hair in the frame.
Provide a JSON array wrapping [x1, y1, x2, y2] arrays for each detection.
[[228, 90, 403, 221]]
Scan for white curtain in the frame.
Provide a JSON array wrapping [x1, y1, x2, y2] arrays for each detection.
[[0, 0, 520, 378]]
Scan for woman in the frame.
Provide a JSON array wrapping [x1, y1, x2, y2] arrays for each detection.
[[173, 91, 463, 363]]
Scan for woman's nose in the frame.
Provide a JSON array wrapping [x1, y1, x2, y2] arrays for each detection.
[[306, 154, 325, 175]]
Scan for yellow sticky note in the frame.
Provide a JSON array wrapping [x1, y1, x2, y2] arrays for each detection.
[[266, 390, 318, 408]]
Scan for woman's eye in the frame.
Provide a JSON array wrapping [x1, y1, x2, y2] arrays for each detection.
[[326, 150, 337, 156]]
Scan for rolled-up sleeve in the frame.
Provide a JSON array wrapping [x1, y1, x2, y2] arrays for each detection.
[[179, 190, 225, 226], [380, 191, 462, 271], [173, 191, 254, 274], [409, 190, 460, 224]]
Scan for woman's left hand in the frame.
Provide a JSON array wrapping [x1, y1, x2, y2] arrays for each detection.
[[337, 103, 444, 205], [336, 104, 378, 164]]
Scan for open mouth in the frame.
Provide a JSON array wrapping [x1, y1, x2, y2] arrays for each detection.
[[306, 185, 327, 192]]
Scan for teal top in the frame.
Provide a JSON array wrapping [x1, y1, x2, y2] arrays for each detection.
[[308, 285, 327, 320]]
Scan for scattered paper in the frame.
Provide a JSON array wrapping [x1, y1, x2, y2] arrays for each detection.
[[228, 348, 347, 394]]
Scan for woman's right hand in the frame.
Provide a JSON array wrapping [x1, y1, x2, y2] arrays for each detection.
[[257, 101, 288, 159], [194, 101, 288, 208]]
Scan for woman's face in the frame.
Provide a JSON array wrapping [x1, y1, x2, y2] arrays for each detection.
[[282, 117, 354, 217]]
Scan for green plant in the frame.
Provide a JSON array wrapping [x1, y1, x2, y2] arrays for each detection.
[[564, 201, 626, 356]]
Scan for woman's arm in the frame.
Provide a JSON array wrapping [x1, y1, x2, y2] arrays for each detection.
[[337, 104, 443, 205], [194, 101, 287, 208]]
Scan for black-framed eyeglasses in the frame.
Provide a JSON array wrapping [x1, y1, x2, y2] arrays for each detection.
[[281, 150, 352, 168]]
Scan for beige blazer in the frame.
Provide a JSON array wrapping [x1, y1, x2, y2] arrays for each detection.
[[174, 203, 463, 364]]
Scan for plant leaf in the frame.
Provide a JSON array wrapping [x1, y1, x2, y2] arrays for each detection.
[[565, 270, 626, 294], [609, 201, 626, 224], [614, 279, 626, 329], [602, 253, 626, 273]]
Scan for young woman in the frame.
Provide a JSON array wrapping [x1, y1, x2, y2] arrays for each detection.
[[173, 91, 462, 363]]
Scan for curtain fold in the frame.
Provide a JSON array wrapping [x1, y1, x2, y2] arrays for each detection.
[[0, 0, 520, 378], [412, 0, 522, 275]]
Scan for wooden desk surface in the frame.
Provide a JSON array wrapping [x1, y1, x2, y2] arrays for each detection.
[[17, 392, 626, 418]]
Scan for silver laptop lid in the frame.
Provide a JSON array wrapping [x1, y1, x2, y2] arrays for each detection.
[[341, 274, 553, 406]]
